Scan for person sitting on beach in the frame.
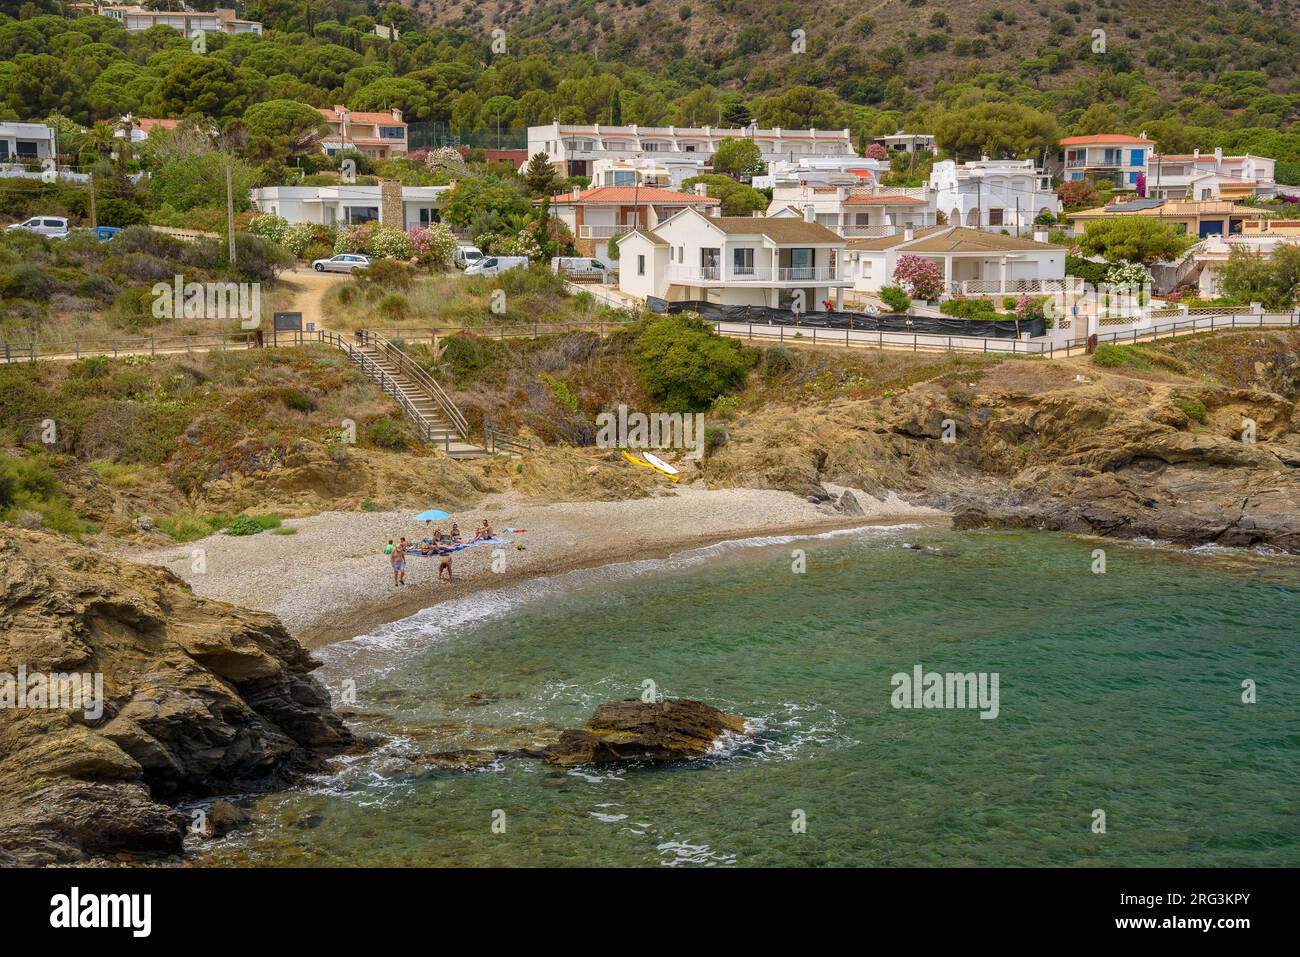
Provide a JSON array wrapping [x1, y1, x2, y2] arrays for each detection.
[[450, 522, 464, 543], [419, 538, 434, 556], [473, 519, 494, 542]]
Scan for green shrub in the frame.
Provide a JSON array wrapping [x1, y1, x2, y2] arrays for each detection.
[[879, 285, 912, 312], [275, 387, 316, 412], [0, 454, 85, 535], [224, 513, 282, 536], [438, 334, 506, 385], [940, 297, 1001, 319], [1092, 343, 1151, 369], [1174, 398, 1208, 423], [365, 415, 410, 450], [629, 314, 757, 412], [377, 292, 409, 319]]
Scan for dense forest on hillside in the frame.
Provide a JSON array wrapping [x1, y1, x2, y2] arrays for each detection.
[[2, 0, 1300, 177]]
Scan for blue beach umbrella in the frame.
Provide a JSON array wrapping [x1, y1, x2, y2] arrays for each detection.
[[415, 509, 451, 521]]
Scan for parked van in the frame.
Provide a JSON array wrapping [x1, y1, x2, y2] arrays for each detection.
[[453, 243, 484, 269], [7, 215, 69, 239], [551, 257, 609, 282], [463, 255, 529, 277]]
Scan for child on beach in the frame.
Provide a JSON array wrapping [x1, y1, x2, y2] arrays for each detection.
[[437, 539, 454, 582]]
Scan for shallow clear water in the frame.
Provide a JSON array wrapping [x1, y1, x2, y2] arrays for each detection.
[[198, 527, 1300, 867]]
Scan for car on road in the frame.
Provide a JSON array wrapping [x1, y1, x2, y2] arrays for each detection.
[[312, 253, 372, 273], [453, 243, 484, 269], [7, 216, 69, 239]]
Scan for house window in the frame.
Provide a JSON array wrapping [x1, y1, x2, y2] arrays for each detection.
[[637, 254, 645, 276], [610, 171, 635, 186], [678, 245, 684, 262], [733, 248, 755, 275], [419, 208, 440, 226], [344, 206, 379, 224], [989, 208, 1004, 226], [379, 127, 404, 140], [16, 140, 38, 158], [684, 145, 696, 152], [0, 142, 8, 159], [641, 142, 659, 151]]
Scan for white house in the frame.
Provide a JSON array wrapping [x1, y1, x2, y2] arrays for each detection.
[[766, 183, 935, 239], [528, 123, 855, 178], [249, 183, 447, 230], [872, 132, 935, 154], [617, 207, 851, 310], [752, 156, 890, 190], [0, 122, 57, 163], [845, 226, 1068, 298], [929, 158, 1059, 232], [1147, 150, 1279, 202], [1194, 233, 1300, 298], [1059, 133, 1155, 189], [590, 156, 707, 191], [317, 105, 407, 159], [544, 184, 720, 262], [94, 5, 262, 37]]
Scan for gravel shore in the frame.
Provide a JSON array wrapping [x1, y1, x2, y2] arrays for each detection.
[[125, 486, 947, 647]]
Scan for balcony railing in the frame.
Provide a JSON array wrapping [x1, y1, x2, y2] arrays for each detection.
[[840, 224, 911, 238], [579, 224, 633, 239], [665, 264, 843, 284], [949, 277, 1086, 296]]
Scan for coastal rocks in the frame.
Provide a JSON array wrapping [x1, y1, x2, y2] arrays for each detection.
[[543, 698, 748, 767], [0, 528, 353, 865]]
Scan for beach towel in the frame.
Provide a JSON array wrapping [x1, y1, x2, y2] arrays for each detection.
[[404, 537, 513, 556]]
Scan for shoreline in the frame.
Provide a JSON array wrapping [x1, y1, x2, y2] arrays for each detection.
[[121, 486, 949, 648]]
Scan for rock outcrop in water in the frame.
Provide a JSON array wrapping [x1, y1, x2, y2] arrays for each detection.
[[543, 698, 748, 766], [0, 528, 353, 865]]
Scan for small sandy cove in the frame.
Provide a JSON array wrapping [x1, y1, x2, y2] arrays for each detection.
[[126, 486, 947, 647]]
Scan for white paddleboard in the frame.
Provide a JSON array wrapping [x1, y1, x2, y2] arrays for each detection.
[[641, 452, 678, 475]]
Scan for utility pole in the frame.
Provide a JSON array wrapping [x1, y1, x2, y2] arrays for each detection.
[[225, 161, 237, 266], [88, 177, 97, 229]]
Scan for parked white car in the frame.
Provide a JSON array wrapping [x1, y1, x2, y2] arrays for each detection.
[[551, 256, 609, 281], [463, 255, 529, 277], [453, 243, 484, 269], [312, 253, 372, 273], [7, 216, 69, 239]]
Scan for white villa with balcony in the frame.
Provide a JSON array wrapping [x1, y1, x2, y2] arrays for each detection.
[[844, 226, 1068, 298], [1059, 133, 1155, 189], [766, 183, 935, 239], [0, 121, 56, 162], [249, 184, 447, 229], [546, 184, 720, 262], [528, 123, 855, 178], [616, 208, 851, 310], [1147, 150, 1279, 202], [92, 5, 262, 37], [929, 158, 1059, 231], [751, 156, 890, 190], [317, 105, 407, 159], [590, 156, 707, 191]]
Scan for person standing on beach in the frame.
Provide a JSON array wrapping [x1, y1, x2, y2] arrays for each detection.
[[390, 538, 407, 587], [437, 539, 454, 582]]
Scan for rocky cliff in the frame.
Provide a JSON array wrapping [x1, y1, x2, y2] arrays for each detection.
[[0, 528, 353, 866], [702, 335, 1300, 552]]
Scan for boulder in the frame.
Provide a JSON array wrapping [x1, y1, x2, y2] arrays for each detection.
[[543, 698, 748, 767]]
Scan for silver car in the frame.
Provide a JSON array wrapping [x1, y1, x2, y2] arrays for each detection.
[[7, 216, 69, 239], [312, 253, 372, 273]]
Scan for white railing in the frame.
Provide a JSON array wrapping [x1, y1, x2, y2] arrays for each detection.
[[665, 265, 843, 283], [951, 277, 1086, 296], [840, 224, 910, 238], [579, 224, 632, 240]]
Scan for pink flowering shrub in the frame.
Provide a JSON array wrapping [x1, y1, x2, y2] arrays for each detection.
[[892, 254, 944, 300], [864, 143, 888, 160]]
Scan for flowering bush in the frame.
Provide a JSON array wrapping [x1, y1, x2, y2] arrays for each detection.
[[1058, 179, 1101, 211], [424, 146, 468, 176], [1105, 260, 1152, 287], [248, 212, 290, 245], [1014, 294, 1046, 320], [864, 143, 888, 160], [334, 221, 377, 255], [892, 254, 944, 300], [367, 226, 414, 261], [407, 223, 457, 269], [1135, 172, 1146, 198], [495, 229, 543, 261]]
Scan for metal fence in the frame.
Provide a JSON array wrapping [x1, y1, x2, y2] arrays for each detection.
[[712, 321, 1057, 356]]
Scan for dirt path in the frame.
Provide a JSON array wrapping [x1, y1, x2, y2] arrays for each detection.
[[279, 266, 348, 332]]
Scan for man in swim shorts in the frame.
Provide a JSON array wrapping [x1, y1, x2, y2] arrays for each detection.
[[437, 539, 454, 582], [390, 538, 407, 586]]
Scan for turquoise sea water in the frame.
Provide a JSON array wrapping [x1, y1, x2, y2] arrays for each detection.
[[198, 526, 1300, 867]]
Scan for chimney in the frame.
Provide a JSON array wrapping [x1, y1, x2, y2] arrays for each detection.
[[1214, 147, 1223, 162], [391, 107, 403, 122], [803, 204, 815, 223], [572, 185, 581, 200], [980, 154, 989, 163], [1194, 148, 1200, 159], [904, 227, 914, 241], [694, 182, 708, 196], [1034, 227, 1049, 243]]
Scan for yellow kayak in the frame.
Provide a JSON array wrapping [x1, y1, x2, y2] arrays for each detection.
[[622, 450, 680, 482]]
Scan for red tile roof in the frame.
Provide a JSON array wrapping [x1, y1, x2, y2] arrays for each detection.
[[1059, 134, 1154, 146], [134, 118, 180, 134], [843, 194, 927, 205], [317, 107, 406, 127], [548, 186, 718, 204]]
